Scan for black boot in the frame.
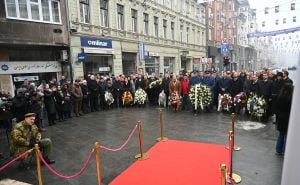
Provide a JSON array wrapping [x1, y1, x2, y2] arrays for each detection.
[[44, 156, 55, 164]]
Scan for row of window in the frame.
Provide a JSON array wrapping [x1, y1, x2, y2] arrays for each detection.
[[265, 3, 296, 14], [262, 16, 297, 27], [274, 35, 299, 41], [5, 0, 61, 24], [80, 0, 204, 43]]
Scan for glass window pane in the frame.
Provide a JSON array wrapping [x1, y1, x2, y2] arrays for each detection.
[[19, 0, 28, 18], [6, 0, 17, 17], [51, 1, 60, 22], [42, 0, 50, 21], [31, 4, 40, 20], [84, 5, 89, 23]]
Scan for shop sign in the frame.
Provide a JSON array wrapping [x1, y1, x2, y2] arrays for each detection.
[[148, 52, 159, 57], [0, 61, 61, 74], [99, 67, 110, 72], [13, 76, 39, 82], [80, 37, 112, 48]]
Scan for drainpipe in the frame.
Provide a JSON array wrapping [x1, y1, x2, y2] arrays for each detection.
[[64, 0, 74, 83]]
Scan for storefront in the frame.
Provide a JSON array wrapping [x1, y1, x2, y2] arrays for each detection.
[[0, 61, 61, 96], [80, 37, 114, 77], [122, 52, 137, 75], [145, 52, 160, 76], [164, 57, 175, 74]]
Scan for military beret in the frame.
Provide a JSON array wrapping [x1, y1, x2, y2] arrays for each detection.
[[25, 113, 36, 118]]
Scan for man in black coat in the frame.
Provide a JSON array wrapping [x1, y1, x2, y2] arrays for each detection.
[[283, 70, 293, 85], [87, 75, 99, 112], [228, 72, 243, 98], [161, 74, 171, 107], [257, 73, 273, 121], [275, 84, 293, 155]]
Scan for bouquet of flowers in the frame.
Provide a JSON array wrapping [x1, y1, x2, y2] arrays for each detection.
[[149, 80, 162, 89], [122, 91, 133, 105], [247, 94, 267, 118], [134, 88, 147, 105], [218, 94, 233, 112], [233, 92, 247, 107], [189, 84, 212, 110]]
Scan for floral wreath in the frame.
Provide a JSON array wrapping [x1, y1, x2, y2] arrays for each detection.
[[134, 88, 147, 105], [105, 91, 114, 105], [218, 93, 233, 112], [247, 94, 267, 118], [233, 92, 247, 107], [189, 84, 212, 110], [149, 80, 162, 89]]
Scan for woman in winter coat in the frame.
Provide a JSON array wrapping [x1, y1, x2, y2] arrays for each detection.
[[275, 84, 293, 155], [43, 85, 57, 126]]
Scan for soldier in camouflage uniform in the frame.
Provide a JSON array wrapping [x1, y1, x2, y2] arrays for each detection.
[[10, 113, 55, 164]]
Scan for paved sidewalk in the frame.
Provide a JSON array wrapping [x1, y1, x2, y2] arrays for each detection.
[[0, 107, 283, 185]]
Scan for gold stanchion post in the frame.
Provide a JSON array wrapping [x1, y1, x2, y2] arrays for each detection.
[[35, 144, 43, 185], [135, 121, 149, 160], [228, 131, 242, 184], [226, 113, 241, 151], [220, 164, 227, 185], [156, 109, 168, 142], [94, 142, 102, 185]]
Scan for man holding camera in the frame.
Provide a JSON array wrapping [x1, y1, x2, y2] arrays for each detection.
[[10, 113, 55, 164]]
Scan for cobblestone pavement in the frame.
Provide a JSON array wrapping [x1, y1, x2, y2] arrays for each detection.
[[0, 107, 283, 185]]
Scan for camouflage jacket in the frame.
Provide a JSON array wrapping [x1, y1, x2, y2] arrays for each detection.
[[10, 121, 41, 157]]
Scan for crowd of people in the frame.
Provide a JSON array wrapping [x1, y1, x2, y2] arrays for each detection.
[[0, 68, 294, 158]]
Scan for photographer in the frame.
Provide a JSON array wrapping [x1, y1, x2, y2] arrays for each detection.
[[12, 88, 29, 122], [10, 113, 55, 164]]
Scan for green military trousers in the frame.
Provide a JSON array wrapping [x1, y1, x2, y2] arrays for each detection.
[[39, 138, 52, 156]]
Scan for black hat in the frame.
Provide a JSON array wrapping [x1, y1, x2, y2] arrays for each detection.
[[277, 72, 283, 77], [25, 113, 36, 118]]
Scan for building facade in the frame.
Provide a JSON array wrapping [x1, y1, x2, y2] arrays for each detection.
[[68, 0, 207, 79], [0, 0, 69, 96], [206, 0, 239, 71], [236, 2, 257, 71], [252, 0, 300, 68]]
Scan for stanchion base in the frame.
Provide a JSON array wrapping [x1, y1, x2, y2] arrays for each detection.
[[135, 153, 149, 160], [231, 173, 242, 183], [225, 146, 241, 151], [233, 146, 241, 151], [156, 137, 168, 142]]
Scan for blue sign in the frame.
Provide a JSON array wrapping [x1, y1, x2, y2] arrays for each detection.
[[139, 43, 145, 61], [80, 37, 112, 48], [247, 26, 300, 38], [78, 53, 87, 62], [221, 44, 230, 54]]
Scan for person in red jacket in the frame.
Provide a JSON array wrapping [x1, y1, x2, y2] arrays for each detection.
[[181, 74, 190, 110]]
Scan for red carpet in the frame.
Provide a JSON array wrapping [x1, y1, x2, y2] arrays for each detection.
[[110, 140, 229, 185]]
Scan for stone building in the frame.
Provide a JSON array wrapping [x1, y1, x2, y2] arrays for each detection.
[[68, 0, 207, 78], [0, 0, 69, 95]]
